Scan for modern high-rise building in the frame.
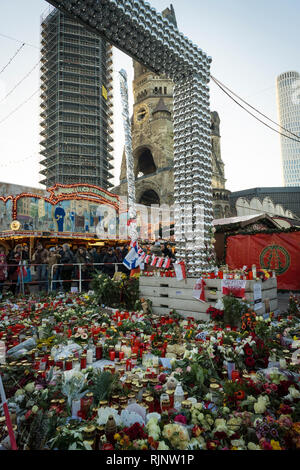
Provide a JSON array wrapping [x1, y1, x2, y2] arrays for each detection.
[[276, 71, 300, 186], [39, 8, 114, 189]]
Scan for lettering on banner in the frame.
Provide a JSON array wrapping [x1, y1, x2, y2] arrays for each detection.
[[221, 279, 246, 298]]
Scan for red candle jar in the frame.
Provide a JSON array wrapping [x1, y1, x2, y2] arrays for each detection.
[[218, 271, 223, 279], [80, 354, 87, 369], [126, 359, 132, 371], [96, 344, 103, 360], [48, 356, 54, 367], [119, 351, 125, 360], [65, 358, 73, 371], [166, 390, 174, 408], [109, 351, 116, 361], [146, 396, 154, 413], [56, 359, 64, 370], [232, 370, 240, 381], [248, 271, 253, 280]]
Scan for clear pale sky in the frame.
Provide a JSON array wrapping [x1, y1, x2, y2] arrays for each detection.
[[0, 0, 299, 191]]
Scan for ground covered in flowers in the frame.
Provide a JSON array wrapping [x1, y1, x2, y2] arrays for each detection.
[[0, 291, 300, 450]]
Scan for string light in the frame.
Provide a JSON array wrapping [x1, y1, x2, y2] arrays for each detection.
[[0, 42, 25, 75], [1, 62, 40, 103], [0, 89, 39, 126]]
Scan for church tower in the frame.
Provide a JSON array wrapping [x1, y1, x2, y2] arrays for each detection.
[[114, 5, 231, 218], [116, 5, 176, 206]]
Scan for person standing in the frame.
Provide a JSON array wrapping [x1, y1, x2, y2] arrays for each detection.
[[103, 247, 118, 278], [75, 246, 92, 291], [0, 247, 7, 298], [48, 247, 61, 291], [7, 245, 23, 295], [21, 244, 31, 294], [33, 243, 49, 293], [60, 243, 75, 292]]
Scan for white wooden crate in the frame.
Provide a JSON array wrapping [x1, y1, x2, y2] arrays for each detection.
[[139, 276, 278, 319]]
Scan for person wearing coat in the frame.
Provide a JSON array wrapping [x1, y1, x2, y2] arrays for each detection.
[[103, 247, 118, 278], [75, 246, 92, 291], [7, 245, 23, 295], [0, 247, 7, 297], [33, 243, 49, 293], [60, 243, 75, 292]]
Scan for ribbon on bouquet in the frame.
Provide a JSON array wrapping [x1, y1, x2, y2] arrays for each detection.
[[0, 375, 18, 450]]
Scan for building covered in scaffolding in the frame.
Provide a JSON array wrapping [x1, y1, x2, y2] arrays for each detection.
[[39, 7, 114, 190]]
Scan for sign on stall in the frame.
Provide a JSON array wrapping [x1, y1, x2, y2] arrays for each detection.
[[253, 282, 263, 311]]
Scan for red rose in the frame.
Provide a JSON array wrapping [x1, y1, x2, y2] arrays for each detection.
[[245, 356, 255, 368], [244, 344, 253, 356]]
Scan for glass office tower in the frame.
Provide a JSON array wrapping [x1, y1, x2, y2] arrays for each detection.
[[276, 71, 300, 187]]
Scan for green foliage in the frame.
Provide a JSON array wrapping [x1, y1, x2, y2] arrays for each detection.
[[89, 370, 121, 405], [91, 273, 140, 310], [223, 295, 249, 328]]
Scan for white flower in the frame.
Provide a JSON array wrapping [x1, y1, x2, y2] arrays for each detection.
[[254, 396, 269, 414], [157, 441, 169, 450], [248, 442, 261, 450], [288, 386, 300, 399], [231, 438, 245, 448], [24, 382, 35, 393]]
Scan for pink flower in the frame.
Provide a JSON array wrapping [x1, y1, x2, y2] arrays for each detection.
[[174, 414, 187, 425], [186, 366, 191, 373], [154, 385, 163, 392]]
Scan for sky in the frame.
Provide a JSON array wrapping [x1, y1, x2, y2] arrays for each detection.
[[0, 0, 299, 192]]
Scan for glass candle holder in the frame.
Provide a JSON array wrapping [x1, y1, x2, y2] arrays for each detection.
[[160, 393, 170, 412], [80, 354, 87, 370], [96, 343, 103, 360]]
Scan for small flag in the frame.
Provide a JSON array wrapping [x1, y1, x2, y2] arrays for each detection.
[[156, 257, 164, 268], [151, 256, 158, 267], [123, 243, 139, 270], [144, 254, 151, 264], [163, 258, 171, 269], [193, 277, 206, 302], [174, 261, 186, 281], [102, 85, 108, 100]]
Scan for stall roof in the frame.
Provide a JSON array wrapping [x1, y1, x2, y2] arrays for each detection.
[[213, 213, 281, 230]]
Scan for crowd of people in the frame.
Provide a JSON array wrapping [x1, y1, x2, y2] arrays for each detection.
[[0, 240, 176, 296]]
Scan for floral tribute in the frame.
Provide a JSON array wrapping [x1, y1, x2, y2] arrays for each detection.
[[0, 290, 299, 451]]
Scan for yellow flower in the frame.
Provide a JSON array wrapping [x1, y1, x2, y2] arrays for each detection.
[[231, 446, 238, 450], [114, 433, 121, 441], [141, 444, 148, 450], [119, 439, 124, 446], [270, 440, 281, 450]]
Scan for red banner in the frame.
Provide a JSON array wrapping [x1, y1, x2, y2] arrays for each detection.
[[226, 232, 300, 290]]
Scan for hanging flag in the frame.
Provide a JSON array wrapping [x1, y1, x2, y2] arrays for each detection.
[[151, 256, 158, 267], [144, 254, 151, 264], [102, 85, 108, 100], [0, 375, 17, 450], [193, 277, 206, 302], [123, 243, 139, 270], [156, 257, 164, 268], [174, 261, 186, 281], [163, 257, 171, 269], [136, 248, 146, 267]]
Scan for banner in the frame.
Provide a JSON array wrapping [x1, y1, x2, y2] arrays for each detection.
[[174, 261, 186, 281], [192, 277, 206, 302], [226, 232, 300, 290], [221, 279, 246, 298]]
